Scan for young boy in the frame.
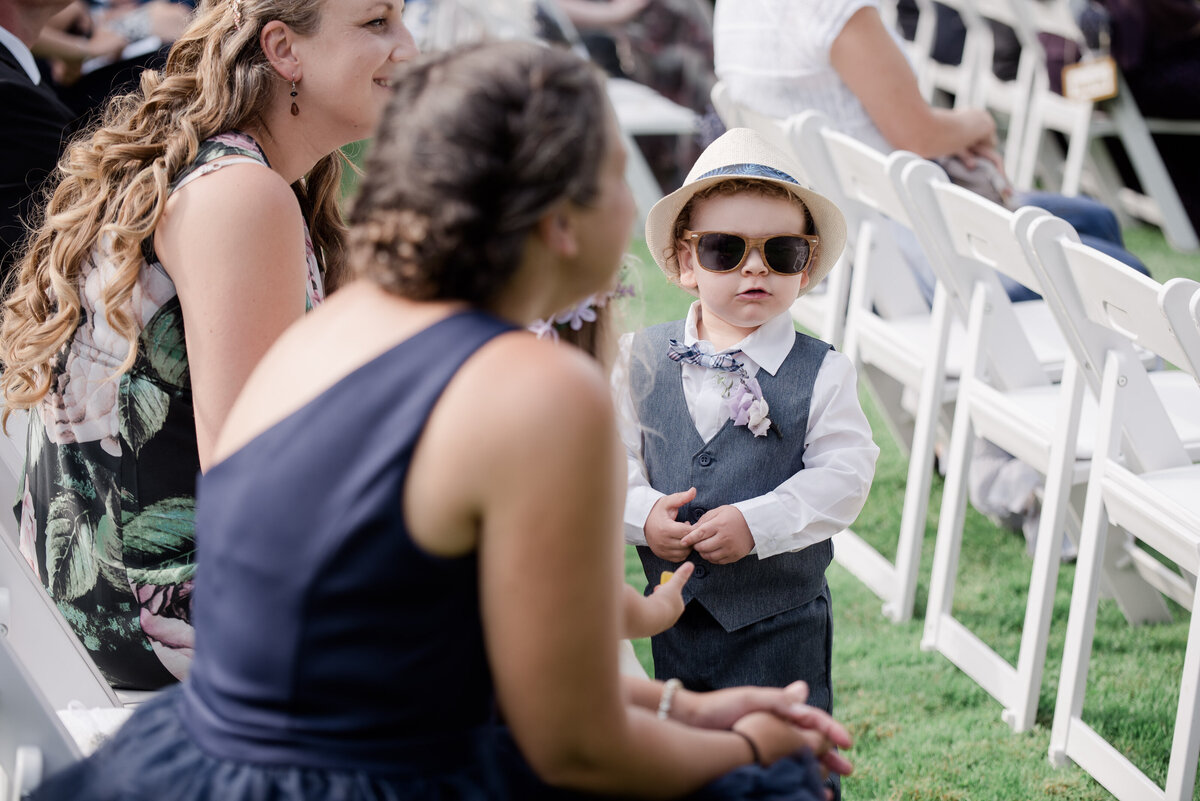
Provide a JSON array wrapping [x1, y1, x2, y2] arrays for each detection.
[[617, 128, 878, 720]]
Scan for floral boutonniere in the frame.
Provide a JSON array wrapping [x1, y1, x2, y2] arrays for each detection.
[[723, 375, 771, 437], [718, 373, 782, 439]]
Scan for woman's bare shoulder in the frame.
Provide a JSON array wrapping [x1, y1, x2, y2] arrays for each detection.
[[156, 159, 301, 275], [454, 331, 615, 432]]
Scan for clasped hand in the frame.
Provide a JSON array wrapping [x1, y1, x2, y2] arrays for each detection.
[[676, 681, 854, 783], [644, 487, 753, 564]]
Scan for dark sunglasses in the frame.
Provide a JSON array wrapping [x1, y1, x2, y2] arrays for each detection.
[[683, 230, 820, 276]]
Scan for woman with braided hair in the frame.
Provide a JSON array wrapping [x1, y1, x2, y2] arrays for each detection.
[[0, 0, 416, 690]]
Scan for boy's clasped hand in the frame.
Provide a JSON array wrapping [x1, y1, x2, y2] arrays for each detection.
[[645, 486, 756, 564]]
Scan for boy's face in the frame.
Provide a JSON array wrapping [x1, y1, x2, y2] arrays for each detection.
[[677, 191, 811, 347]]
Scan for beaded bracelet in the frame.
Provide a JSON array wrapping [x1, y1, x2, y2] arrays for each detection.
[[733, 729, 763, 766], [656, 678, 682, 720]]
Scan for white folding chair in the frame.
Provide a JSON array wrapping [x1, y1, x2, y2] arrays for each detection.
[[0, 633, 81, 801], [968, 0, 1037, 177], [709, 84, 852, 349], [807, 126, 951, 623], [0, 414, 121, 714], [903, 163, 1197, 733], [1026, 219, 1200, 800], [608, 77, 700, 229], [908, 0, 988, 108], [1014, 0, 1200, 252], [0, 523, 122, 713], [1026, 219, 1200, 612]]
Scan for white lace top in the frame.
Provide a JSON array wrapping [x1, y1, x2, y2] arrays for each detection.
[[712, 0, 898, 154]]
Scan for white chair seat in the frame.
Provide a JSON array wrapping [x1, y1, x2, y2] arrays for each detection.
[[975, 370, 1200, 464], [1142, 465, 1200, 511], [873, 313, 963, 381], [1106, 464, 1200, 560], [1013, 300, 1068, 376]]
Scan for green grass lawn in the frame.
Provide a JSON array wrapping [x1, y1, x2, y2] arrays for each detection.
[[619, 231, 1200, 800]]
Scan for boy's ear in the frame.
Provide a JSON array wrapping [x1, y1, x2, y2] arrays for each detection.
[[535, 205, 580, 259], [676, 241, 699, 289], [261, 20, 301, 81], [795, 271, 811, 295]]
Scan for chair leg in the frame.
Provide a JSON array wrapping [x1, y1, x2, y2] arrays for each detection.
[[1163, 589, 1200, 801], [1049, 456, 1109, 767], [920, 397, 973, 652], [1098, 525, 1171, 625], [1006, 358, 1085, 733], [1060, 105, 1094, 197], [1107, 78, 1200, 252], [888, 287, 953, 622]]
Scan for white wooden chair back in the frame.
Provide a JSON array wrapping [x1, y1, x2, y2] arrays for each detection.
[[1026, 219, 1200, 800], [1171, 284, 1200, 377], [818, 129, 930, 320], [966, 0, 1039, 177], [709, 81, 799, 172], [902, 159, 1062, 387]]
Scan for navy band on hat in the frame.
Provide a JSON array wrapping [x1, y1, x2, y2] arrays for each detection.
[[696, 163, 801, 185]]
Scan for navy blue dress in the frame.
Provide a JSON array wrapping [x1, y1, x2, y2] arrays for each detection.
[[32, 311, 827, 801]]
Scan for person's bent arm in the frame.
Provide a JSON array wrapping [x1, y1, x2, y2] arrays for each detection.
[[556, 0, 651, 29], [830, 6, 996, 161], [154, 161, 309, 469], [731, 351, 879, 559], [621, 562, 692, 639]]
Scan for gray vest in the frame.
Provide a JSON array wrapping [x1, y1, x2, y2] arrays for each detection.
[[631, 320, 833, 632]]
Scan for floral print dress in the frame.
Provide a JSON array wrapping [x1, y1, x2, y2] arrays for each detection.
[[16, 132, 325, 690]]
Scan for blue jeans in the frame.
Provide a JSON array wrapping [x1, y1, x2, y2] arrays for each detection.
[[1004, 191, 1150, 302], [896, 192, 1149, 305]]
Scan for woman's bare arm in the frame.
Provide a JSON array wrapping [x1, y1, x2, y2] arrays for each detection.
[[155, 161, 309, 469], [830, 6, 997, 162], [410, 335, 839, 796], [556, 0, 651, 29]]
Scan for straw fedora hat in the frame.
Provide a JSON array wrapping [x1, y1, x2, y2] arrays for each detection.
[[644, 127, 847, 298]]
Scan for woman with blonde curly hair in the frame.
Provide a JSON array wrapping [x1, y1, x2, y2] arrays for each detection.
[[0, 0, 416, 690]]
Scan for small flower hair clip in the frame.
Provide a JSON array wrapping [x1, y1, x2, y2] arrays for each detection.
[[553, 296, 599, 331], [528, 275, 636, 340], [527, 317, 559, 342]]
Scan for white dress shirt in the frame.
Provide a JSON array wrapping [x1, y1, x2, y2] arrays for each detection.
[[615, 303, 879, 558], [0, 24, 42, 84]]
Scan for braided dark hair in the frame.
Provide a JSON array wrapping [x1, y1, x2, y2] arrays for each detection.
[[347, 41, 609, 306]]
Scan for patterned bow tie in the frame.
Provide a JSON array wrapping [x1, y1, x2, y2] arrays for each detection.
[[666, 339, 744, 373]]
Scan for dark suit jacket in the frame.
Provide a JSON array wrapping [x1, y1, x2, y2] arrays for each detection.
[[0, 41, 75, 279]]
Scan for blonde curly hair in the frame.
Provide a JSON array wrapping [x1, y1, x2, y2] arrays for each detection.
[[0, 0, 347, 424]]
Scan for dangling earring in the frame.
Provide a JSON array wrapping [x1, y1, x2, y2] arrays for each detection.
[[290, 78, 299, 116]]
